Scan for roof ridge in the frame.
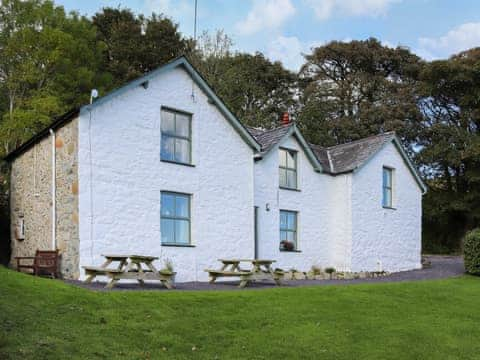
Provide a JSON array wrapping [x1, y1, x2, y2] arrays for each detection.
[[325, 131, 396, 150], [256, 123, 293, 135]]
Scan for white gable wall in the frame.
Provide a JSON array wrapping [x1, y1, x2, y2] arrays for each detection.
[[254, 135, 352, 272], [78, 67, 255, 282], [350, 142, 422, 272]]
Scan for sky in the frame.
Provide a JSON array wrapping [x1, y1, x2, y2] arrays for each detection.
[[55, 0, 480, 71]]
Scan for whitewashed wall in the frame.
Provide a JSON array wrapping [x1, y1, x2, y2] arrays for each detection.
[[78, 67, 255, 282], [328, 173, 353, 271], [350, 142, 423, 272], [254, 135, 351, 272]]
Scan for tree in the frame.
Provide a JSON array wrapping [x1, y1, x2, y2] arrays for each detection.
[[299, 38, 423, 147], [92, 8, 192, 87], [0, 0, 106, 154], [192, 32, 298, 128], [417, 48, 480, 252]]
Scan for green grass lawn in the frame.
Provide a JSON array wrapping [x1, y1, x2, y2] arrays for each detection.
[[1, 267, 479, 360]]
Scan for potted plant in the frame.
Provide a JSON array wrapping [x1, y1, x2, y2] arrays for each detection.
[[280, 240, 295, 251], [324, 267, 336, 280], [308, 265, 322, 279], [160, 259, 175, 279]]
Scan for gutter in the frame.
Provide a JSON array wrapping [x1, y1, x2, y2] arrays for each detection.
[[49, 129, 56, 250]]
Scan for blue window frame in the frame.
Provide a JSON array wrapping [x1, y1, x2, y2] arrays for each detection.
[[382, 167, 393, 208], [161, 192, 191, 245]]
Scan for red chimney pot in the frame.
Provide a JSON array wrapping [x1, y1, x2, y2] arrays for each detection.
[[281, 112, 290, 125]]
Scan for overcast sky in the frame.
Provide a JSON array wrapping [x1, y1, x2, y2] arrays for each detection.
[[56, 0, 480, 71]]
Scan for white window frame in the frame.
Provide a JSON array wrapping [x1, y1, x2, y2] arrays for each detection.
[[382, 166, 395, 209]]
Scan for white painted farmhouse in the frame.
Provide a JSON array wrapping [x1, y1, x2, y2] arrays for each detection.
[[7, 57, 426, 282]]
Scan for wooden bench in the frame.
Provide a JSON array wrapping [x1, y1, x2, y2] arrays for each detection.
[[15, 250, 60, 278], [205, 259, 283, 288], [82, 255, 176, 289], [82, 266, 124, 283]]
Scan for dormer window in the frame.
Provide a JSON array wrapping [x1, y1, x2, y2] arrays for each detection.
[[279, 148, 297, 189], [161, 108, 192, 165]]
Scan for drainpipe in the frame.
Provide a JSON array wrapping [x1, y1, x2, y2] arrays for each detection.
[[49, 129, 56, 250]]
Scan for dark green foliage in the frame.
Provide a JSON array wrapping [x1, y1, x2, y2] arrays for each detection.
[[298, 38, 423, 147], [324, 267, 336, 274], [92, 8, 192, 86], [464, 228, 480, 275], [192, 42, 298, 128], [417, 49, 480, 252]]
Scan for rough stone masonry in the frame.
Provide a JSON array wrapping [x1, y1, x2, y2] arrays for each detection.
[[9, 118, 79, 279]]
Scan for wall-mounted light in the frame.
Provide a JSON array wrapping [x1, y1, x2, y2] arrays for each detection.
[[16, 216, 25, 241], [265, 203, 270, 212]]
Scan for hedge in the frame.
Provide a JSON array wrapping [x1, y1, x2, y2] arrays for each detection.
[[464, 228, 480, 275]]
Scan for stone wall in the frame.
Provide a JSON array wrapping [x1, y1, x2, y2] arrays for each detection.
[[55, 118, 80, 278], [10, 118, 79, 279]]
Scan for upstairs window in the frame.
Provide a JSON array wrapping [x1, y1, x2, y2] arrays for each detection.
[[161, 192, 191, 245], [382, 167, 394, 208], [280, 210, 297, 251], [279, 148, 297, 189], [161, 108, 192, 164]]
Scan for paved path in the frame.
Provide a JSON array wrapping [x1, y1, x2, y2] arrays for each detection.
[[69, 255, 465, 292]]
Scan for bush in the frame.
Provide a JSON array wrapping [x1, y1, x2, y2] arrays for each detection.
[[464, 228, 480, 275], [324, 267, 336, 274]]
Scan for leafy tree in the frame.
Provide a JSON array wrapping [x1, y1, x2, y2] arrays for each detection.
[[0, 0, 105, 154], [92, 7, 192, 87], [298, 38, 423, 147], [418, 48, 480, 252], [192, 32, 298, 128]]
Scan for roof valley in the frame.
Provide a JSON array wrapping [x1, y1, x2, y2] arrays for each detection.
[[326, 149, 335, 173]]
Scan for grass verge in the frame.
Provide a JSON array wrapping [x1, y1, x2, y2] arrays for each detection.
[[0, 266, 479, 359]]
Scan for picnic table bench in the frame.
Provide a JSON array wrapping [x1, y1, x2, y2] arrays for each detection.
[[205, 259, 283, 288], [83, 254, 175, 289]]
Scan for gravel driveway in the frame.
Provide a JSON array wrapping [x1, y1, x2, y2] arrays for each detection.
[[68, 255, 465, 291]]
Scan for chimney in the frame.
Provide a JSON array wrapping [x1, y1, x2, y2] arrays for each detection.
[[281, 112, 290, 125]]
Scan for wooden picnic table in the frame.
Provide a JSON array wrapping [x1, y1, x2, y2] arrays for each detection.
[[205, 259, 283, 288], [82, 254, 175, 289]]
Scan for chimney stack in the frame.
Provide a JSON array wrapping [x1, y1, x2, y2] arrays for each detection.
[[281, 112, 290, 125]]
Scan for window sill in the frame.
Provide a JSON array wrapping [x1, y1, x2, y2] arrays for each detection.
[[161, 159, 195, 167], [161, 243, 196, 248], [279, 187, 301, 192], [382, 206, 397, 210], [280, 249, 302, 253]]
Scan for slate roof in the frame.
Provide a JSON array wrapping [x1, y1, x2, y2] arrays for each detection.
[[247, 126, 397, 175], [311, 132, 397, 174], [308, 143, 333, 173], [247, 124, 293, 153]]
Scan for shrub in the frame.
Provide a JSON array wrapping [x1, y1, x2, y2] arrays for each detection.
[[161, 258, 174, 273], [464, 229, 480, 275], [324, 267, 336, 274], [311, 265, 322, 275]]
